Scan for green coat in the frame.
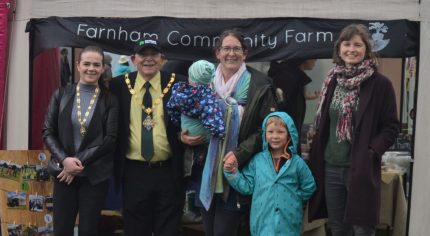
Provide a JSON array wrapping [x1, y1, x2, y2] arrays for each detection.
[[234, 66, 278, 167]]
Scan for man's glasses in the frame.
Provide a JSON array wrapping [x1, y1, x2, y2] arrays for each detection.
[[219, 46, 244, 54]]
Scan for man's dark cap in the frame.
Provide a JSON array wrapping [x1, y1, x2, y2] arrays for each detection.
[[133, 39, 162, 54]]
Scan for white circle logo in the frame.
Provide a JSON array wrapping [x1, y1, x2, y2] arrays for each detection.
[[44, 214, 53, 223], [38, 153, 47, 162]]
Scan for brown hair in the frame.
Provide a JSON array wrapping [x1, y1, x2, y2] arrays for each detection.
[[77, 46, 108, 92], [78, 46, 105, 64], [332, 24, 377, 65], [214, 28, 249, 54]]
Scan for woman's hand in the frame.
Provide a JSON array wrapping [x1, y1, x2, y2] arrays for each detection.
[[57, 170, 75, 185], [223, 151, 238, 173], [62, 157, 84, 175], [180, 129, 206, 146]]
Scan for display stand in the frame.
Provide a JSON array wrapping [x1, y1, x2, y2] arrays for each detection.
[[0, 150, 53, 235]]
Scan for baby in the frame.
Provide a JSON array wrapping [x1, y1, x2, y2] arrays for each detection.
[[167, 60, 225, 140]]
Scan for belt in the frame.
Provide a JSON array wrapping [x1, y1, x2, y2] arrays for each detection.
[[127, 159, 170, 168]]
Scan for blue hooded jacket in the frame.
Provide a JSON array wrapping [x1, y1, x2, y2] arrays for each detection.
[[224, 111, 316, 236]]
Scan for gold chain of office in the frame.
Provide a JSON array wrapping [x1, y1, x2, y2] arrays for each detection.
[[124, 73, 175, 129], [76, 84, 99, 136]]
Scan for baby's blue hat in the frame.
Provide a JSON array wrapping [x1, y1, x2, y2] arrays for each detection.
[[188, 60, 215, 85]]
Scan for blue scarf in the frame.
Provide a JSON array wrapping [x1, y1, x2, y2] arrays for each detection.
[[199, 70, 250, 210]]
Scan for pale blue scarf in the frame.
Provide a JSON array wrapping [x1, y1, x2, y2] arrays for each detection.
[[199, 69, 250, 210]]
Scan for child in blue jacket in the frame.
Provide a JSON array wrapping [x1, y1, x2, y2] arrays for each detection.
[[224, 111, 316, 236]]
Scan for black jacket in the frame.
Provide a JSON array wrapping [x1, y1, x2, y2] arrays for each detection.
[[268, 61, 312, 154], [234, 66, 278, 167], [43, 84, 119, 185], [109, 71, 187, 190]]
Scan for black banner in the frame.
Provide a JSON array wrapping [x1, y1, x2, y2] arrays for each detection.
[[26, 16, 419, 61]]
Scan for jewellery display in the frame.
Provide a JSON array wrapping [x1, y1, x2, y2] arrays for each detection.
[[76, 84, 99, 136], [124, 73, 175, 130]]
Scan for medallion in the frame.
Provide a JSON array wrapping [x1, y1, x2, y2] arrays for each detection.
[[124, 73, 176, 131], [80, 126, 87, 136], [142, 115, 154, 131], [76, 84, 99, 137]]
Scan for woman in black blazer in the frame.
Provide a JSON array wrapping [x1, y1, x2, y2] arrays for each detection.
[[43, 46, 119, 236]]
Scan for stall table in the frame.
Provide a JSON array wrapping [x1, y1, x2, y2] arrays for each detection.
[[378, 169, 407, 236]]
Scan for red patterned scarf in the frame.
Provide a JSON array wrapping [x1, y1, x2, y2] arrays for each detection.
[[315, 59, 376, 142]]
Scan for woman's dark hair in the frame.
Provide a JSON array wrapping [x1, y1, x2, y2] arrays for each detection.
[[60, 48, 68, 56], [332, 24, 377, 65], [214, 28, 248, 54], [60, 48, 69, 63], [78, 45, 105, 64], [77, 46, 108, 93]]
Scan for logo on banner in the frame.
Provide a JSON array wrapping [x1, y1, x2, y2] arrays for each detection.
[[369, 22, 390, 52]]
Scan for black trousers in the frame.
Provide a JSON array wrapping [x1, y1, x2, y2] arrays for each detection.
[[123, 159, 183, 236], [53, 177, 109, 236]]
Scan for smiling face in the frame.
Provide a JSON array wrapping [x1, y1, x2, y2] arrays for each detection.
[[215, 35, 247, 79], [333, 24, 375, 66], [131, 48, 165, 80], [77, 51, 105, 85], [339, 34, 367, 67], [266, 119, 290, 155]]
